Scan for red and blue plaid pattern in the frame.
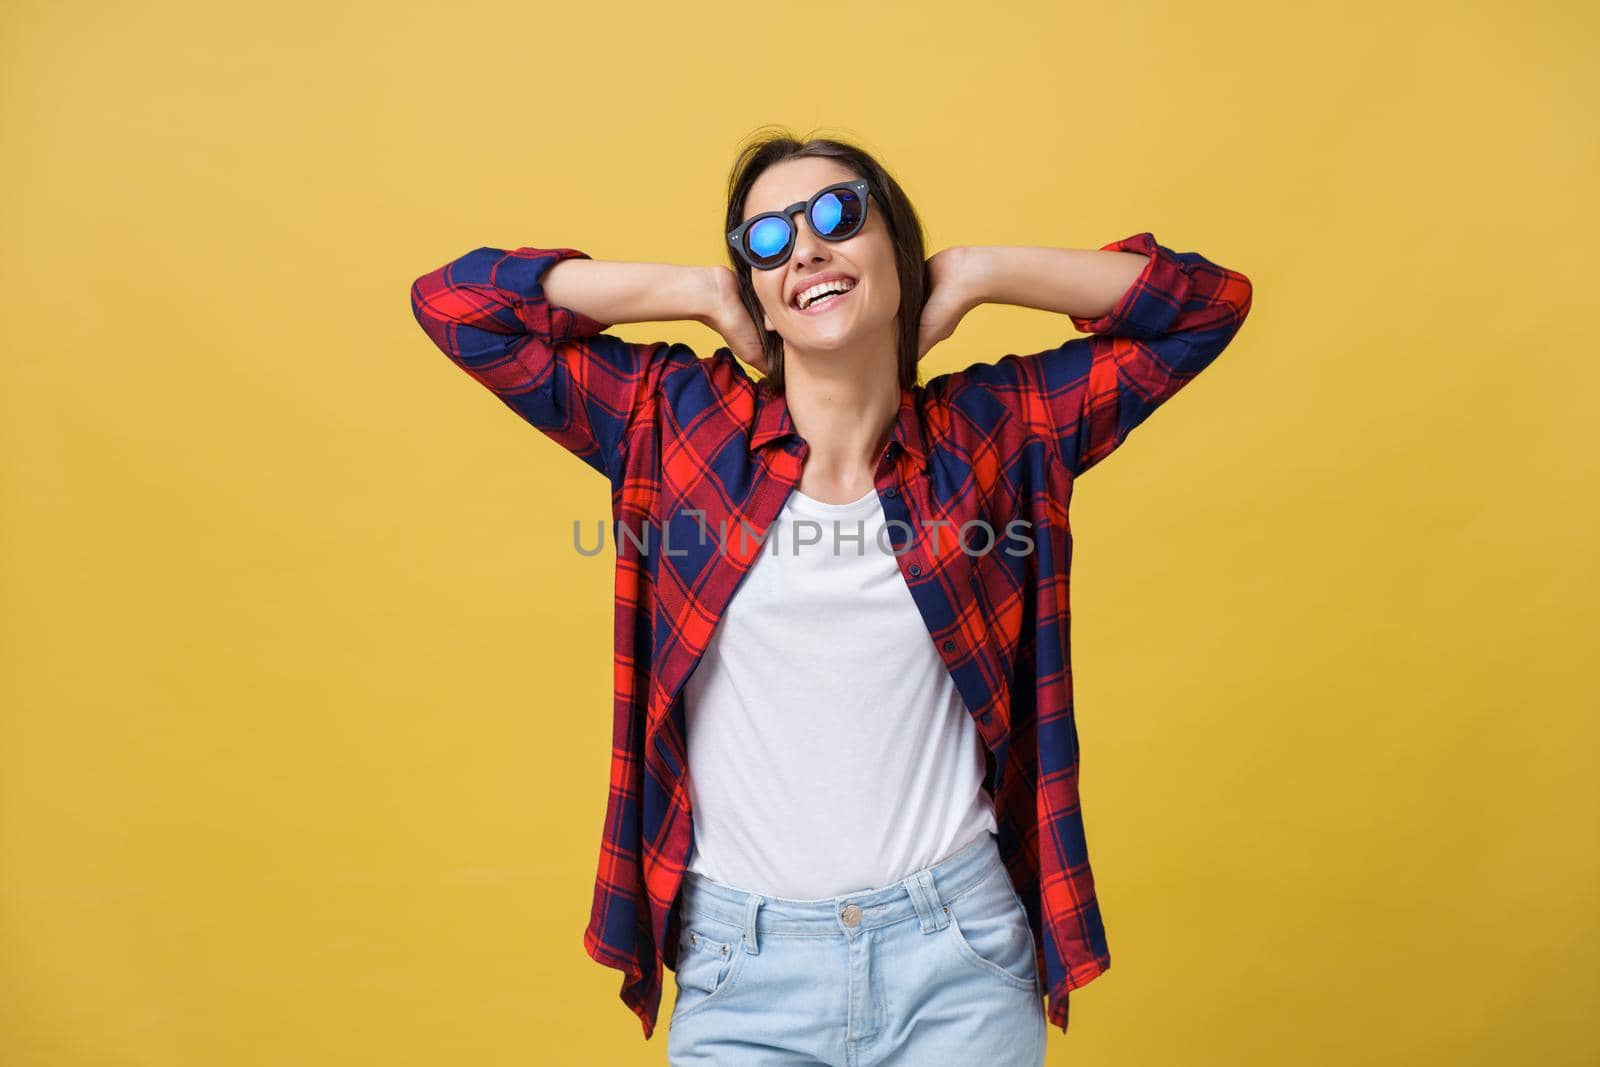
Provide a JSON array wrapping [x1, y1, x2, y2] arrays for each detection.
[[410, 232, 1253, 1038]]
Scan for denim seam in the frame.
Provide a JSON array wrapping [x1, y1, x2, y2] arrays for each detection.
[[945, 910, 1038, 991], [941, 861, 1009, 909], [670, 937, 751, 1024]]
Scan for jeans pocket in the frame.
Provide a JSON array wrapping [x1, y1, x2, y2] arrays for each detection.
[[671, 924, 747, 1022], [944, 869, 1038, 991]]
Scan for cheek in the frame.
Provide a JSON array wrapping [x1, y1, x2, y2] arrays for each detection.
[[872, 271, 901, 311], [858, 245, 898, 308]]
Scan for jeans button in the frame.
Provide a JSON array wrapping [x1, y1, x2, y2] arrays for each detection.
[[841, 903, 862, 927]]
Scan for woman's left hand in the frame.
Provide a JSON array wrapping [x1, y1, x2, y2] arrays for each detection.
[[916, 246, 984, 361]]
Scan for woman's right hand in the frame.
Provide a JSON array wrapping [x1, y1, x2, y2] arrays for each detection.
[[699, 267, 770, 376]]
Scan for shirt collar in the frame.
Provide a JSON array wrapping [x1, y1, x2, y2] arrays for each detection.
[[749, 380, 929, 472]]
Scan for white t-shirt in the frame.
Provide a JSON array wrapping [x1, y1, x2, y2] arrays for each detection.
[[682, 483, 999, 900]]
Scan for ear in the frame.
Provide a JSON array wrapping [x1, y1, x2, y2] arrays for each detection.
[[763, 309, 774, 332]]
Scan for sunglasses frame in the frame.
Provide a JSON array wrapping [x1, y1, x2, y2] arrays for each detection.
[[726, 178, 875, 271]]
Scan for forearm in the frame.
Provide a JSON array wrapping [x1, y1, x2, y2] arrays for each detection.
[[542, 258, 720, 330], [961, 245, 1151, 321], [950, 231, 1253, 477]]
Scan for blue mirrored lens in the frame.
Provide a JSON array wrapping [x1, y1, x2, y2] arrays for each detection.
[[811, 193, 845, 235], [748, 216, 791, 260]]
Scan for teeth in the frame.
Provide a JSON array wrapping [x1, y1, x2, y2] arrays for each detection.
[[796, 278, 855, 309]]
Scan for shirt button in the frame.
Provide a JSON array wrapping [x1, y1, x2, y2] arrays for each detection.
[[943, 640, 956, 652], [841, 904, 862, 927], [908, 564, 921, 577], [979, 712, 992, 723], [884, 486, 898, 498]]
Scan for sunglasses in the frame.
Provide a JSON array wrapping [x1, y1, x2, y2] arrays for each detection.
[[727, 178, 875, 271]]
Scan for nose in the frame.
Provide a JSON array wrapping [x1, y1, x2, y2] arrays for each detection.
[[788, 206, 830, 266]]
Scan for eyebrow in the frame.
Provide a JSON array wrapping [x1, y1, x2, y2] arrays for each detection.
[[747, 197, 808, 219], [747, 181, 849, 219]]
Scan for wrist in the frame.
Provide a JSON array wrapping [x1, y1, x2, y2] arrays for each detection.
[[687, 265, 729, 326], [956, 245, 999, 308]]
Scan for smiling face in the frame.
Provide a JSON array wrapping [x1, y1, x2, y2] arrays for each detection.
[[742, 157, 901, 362]]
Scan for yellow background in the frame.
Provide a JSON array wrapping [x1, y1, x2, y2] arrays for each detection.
[[3, 0, 1595, 1063]]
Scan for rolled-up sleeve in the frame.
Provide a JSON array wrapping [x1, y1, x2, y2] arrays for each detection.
[[950, 232, 1254, 477], [409, 246, 689, 483]]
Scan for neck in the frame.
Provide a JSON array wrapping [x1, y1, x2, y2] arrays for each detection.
[[780, 347, 900, 490]]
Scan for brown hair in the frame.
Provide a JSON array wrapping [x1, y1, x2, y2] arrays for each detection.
[[723, 127, 929, 395]]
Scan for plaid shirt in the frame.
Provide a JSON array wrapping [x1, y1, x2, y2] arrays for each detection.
[[409, 231, 1252, 1038]]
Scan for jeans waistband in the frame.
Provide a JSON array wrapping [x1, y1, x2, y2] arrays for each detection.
[[676, 830, 1005, 952]]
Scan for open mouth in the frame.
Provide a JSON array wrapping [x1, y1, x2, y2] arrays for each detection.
[[793, 280, 857, 315]]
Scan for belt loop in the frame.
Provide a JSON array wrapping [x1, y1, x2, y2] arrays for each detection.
[[922, 869, 949, 932], [906, 868, 948, 933], [742, 893, 764, 955]]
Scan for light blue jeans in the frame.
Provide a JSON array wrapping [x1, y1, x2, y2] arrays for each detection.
[[667, 830, 1046, 1066]]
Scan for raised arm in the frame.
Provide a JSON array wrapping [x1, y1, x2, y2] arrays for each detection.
[[408, 247, 719, 483], [943, 232, 1254, 477]]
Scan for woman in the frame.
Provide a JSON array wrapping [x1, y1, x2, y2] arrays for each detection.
[[409, 130, 1253, 1065]]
